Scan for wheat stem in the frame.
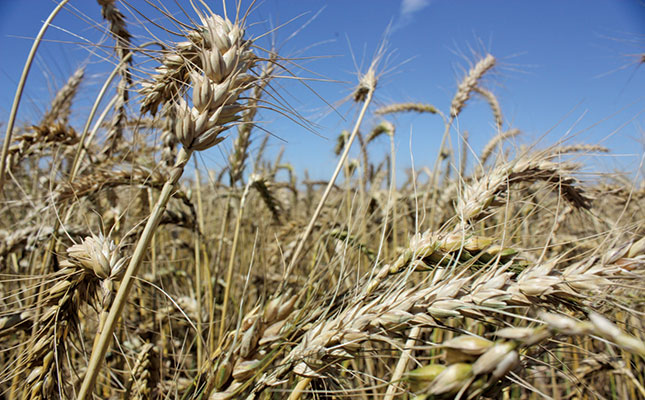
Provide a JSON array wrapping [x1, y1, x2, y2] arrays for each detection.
[[384, 326, 421, 400]]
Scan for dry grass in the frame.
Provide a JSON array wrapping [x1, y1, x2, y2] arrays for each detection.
[[0, 2, 643, 400]]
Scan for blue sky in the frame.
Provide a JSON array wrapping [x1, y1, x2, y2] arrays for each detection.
[[0, 0, 643, 181]]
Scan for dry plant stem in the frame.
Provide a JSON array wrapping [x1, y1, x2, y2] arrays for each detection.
[[384, 326, 421, 400], [389, 132, 397, 251], [287, 377, 313, 400], [85, 95, 118, 151], [210, 195, 231, 352], [0, 0, 69, 194], [194, 226, 203, 368], [460, 130, 469, 177], [77, 147, 193, 400], [281, 89, 375, 291], [427, 119, 453, 227], [218, 179, 253, 345], [194, 164, 205, 369], [344, 156, 352, 223]]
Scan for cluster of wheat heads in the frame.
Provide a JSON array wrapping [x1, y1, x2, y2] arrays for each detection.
[[0, 1, 644, 399]]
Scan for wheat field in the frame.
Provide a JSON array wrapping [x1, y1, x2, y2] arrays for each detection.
[[0, 1, 644, 399]]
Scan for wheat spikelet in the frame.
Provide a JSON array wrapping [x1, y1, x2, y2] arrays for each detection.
[[246, 232, 644, 397], [14, 235, 125, 399], [139, 37, 204, 116], [249, 174, 282, 224], [334, 130, 350, 156], [140, 14, 257, 125], [17, 268, 86, 399], [473, 86, 503, 130], [187, 292, 299, 399], [375, 102, 438, 116], [160, 122, 179, 170], [169, 17, 257, 151], [353, 68, 377, 102], [96, 0, 131, 56], [450, 54, 496, 118], [366, 120, 395, 144]]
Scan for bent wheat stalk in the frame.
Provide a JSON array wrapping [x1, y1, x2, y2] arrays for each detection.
[[0, 0, 70, 194]]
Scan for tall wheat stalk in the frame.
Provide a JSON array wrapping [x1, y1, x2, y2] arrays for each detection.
[[77, 10, 260, 398]]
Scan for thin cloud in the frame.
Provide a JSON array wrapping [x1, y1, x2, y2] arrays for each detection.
[[394, 0, 431, 31], [401, 0, 431, 16]]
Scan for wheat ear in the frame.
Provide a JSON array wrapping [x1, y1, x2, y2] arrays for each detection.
[[375, 102, 438, 115], [41, 66, 85, 127], [97, 0, 133, 157], [450, 54, 496, 118], [459, 154, 591, 227], [473, 86, 503, 130]]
